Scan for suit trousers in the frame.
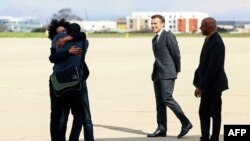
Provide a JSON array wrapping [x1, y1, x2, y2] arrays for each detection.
[[49, 80, 84, 141], [199, 92, 222, 141], [60, 80, 94, 141], [153, 79, 190, 131]]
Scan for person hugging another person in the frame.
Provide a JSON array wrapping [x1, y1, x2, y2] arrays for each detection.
[[48, 19, 94, 141]]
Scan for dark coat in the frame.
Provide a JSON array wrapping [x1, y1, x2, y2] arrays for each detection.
[[193, 32, 228, 93]]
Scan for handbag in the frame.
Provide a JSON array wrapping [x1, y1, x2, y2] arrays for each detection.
[[50, 39, 88, 97], [50, 67, 82, 97]]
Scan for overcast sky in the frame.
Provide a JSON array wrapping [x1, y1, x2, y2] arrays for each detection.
[[1, 0, 250, 24]]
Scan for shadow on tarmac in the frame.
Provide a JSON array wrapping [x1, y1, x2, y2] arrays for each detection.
[[92, 124, 224, 141], [82, 136, 224, 141], [95, 124, 148, 135]]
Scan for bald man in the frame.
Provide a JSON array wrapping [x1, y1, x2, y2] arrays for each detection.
[[193, 17, 228, 141]]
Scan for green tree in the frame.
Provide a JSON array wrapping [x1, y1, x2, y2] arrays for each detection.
[[31, 27, 47, 32]]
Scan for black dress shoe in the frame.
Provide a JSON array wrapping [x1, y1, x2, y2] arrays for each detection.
[[177, 123, 193, 138], [147, 129, 166, 137]]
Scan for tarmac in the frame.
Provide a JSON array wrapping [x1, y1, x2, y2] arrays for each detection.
[[0, 37, 249, 141]]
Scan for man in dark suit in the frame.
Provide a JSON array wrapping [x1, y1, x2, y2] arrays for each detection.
[[147, 14, 192, 138], [193, 17, 228, 141]]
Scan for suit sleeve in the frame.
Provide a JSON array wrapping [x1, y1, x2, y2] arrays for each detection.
[[167, 33, 181, 72], [70, 32, 86, 41], [49, 48, 69, 63], [198, 41, 224, 91], [49, 36, 70, 63]]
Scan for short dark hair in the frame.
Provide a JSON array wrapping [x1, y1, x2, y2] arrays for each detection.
[[151, 14, 165, 24], [67, 23, 81, 34], [48, 19, 70, 40]]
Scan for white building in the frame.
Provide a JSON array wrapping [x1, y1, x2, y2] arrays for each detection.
[[0, 16, 42, 32], [237, 24, 250, 33], [70, 20, 117, 32], [127, 11, 208, 33]]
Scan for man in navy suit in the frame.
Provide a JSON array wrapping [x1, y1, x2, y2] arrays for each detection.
[[147, 14, 192, 138], [193, 17, 229, 141]]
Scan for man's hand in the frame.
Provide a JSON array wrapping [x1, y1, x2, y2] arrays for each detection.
[[57, 38, 66, 48], [68, 46, 82, 57], [57, 36, 74, 48], [194, 88, 202, 98]]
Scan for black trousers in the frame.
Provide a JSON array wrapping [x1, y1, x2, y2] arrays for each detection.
[[49, 81, 84, 141], [60, 81, 94, 141], [153, 79, 190, 131], [199, 92, 222, 141]]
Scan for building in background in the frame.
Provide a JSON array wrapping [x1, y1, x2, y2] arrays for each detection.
[[217, 21, 250, 33], [70, 20, 117, 33], [0, 16, 42, 32], [242, 24, 250, 33], [1, 13, 250, 33], [126, 11, 208, 33], [116, 18, 127, 32]]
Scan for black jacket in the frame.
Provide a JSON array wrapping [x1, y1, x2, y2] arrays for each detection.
[[193, 32, 228, 93]]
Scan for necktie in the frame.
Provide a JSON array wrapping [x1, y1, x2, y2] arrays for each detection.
[[153, 35, 159, 51]]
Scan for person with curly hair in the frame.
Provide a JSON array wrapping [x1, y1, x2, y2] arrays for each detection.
[[48, 19, 94, 141]]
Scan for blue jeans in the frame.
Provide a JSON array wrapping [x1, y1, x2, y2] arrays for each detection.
[[60, 81, 94, 141], [49, 81, 84, 141]]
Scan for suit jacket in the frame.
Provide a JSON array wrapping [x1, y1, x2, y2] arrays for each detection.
[[49, 33, 90, 80], [82, 39, 90, 80], [151, 30, 181, 81], [193, 32, 228, 93], [50, 33, 83, 73]]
